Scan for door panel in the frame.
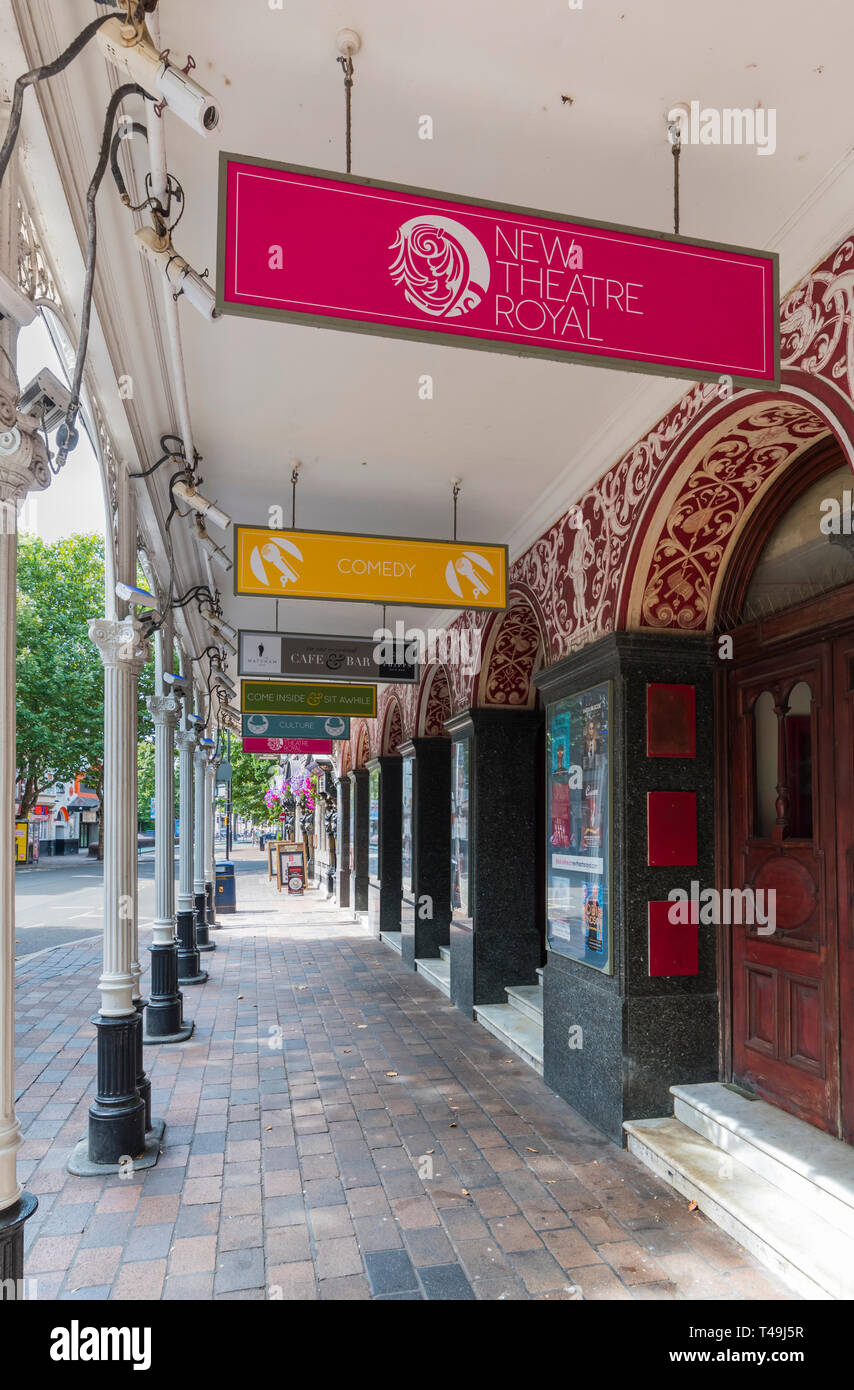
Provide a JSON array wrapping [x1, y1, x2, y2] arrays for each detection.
[[831, 635, 854, 1142], [729, 644, 840, 1134]]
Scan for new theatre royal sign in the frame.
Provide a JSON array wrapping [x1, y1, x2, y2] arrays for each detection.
[[217, 154, 780, 390]]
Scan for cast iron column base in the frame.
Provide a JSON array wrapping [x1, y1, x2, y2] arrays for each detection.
[[176, 908, 208, 985], [73, 1012, 148, 1168], [196, 891, 214, 952], [133, 999, 152, 1131], [0, 1192, 38, 1300], [143, 941, 193, 1043], [205, 880, 217, 930]]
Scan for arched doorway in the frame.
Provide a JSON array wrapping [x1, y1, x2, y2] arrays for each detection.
[[716, 436, 854, 1141]]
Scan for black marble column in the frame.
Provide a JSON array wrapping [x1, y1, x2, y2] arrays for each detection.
[[0, 1192, 37, 1300], [348, 768, 369, 917], [366, 757, 402, 938], [446, 708, 543, 1017], [534, 633, 717, 1144], [336, 776, 351, 911], [399, 739, 451, 969]]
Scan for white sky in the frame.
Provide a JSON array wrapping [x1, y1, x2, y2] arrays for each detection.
[[15, 314, 106, 542]]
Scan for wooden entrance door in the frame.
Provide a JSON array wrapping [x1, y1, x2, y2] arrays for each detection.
[[832, 634, 854, 1143], [729, 639, 841, 1135]]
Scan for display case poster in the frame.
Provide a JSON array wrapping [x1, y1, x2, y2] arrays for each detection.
[[401, 758, 413, 893], [368, 767, 380, 879], [546, 681, 612, 972], [451, 739, 470, 918]]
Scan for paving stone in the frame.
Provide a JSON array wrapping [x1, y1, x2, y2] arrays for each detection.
[[418, 1263, 475, 1301], [11, 856, 795, 1306]]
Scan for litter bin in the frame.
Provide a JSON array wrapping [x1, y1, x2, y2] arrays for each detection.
[[215, 860, 236, 914]]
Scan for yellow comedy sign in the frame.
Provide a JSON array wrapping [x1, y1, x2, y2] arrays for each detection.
[[234, 527, 508, 610]]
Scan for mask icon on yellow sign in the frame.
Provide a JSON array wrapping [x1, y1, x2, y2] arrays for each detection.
[[249, 535, 304, 589]]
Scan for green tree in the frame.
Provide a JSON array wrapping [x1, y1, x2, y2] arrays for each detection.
[[228, 746, 275, 827], [16, 532, 155, 857], [137, 739, 179, 829]]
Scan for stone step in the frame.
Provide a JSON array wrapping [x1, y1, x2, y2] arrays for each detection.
[[536, 966, 544, 984], [380, 931, 402, 955], [438, 945, 450, 963], [672, 1082, 854, 1242], [624, 1115, 854, 1300], [504, 983, 543, 1023], [415, 955, 451, 998], [474, 1002, 543, 1075]]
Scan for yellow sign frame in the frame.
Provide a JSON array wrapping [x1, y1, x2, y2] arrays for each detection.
[[234, 525, 508, 610]]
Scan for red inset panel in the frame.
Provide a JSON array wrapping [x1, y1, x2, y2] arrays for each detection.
[[648, 900, 699, 977], [646, 683, 696, 758], [648, 791, 697, 865]]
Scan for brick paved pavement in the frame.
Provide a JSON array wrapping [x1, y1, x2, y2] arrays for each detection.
[[14, 851, 794, 1301]]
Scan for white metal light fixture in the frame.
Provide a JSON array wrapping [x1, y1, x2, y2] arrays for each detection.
[[135, 227, 220, 322], [115, 581, 157, 609], [97, 18, 222, 138]]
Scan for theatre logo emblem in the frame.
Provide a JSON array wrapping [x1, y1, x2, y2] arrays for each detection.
[[389, 215, 490, 318], [444, 550, 495, 602], [50, 1321, 151, 1371], [248, 534, 303, 590]]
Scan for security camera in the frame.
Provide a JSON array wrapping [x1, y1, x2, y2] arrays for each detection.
[[135, 227, 219, 322], [173, 478, 230, 531], [205, 610, 237, 643], [97, 18, 222, 138], [188, 713, 205, 727], [0, 268, 36, 327], [213, 670, 236, 696], [199, 736, 216, 748], [116, 581, 158, 610], [17, 369, 73, 432], [163, 671, 190, 692], [210, 628, 236, 656], [194, 521, 232, 571]]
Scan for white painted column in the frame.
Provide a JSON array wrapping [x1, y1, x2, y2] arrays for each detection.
[[177, 722, 196, 917], [193, 742, 207, 900], [0, 380, 49, 1216], [89, 617, 149, 1019], [148, 691, 180, 940], [0, 98, 49, 1221]]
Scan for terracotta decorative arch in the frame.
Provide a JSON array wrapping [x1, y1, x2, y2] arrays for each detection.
[[339, 741, 352, 778], [355, 723, 372, 768], [381, 698, 404, 755], [416, 663, 453, 736], [474, 589, 548, 709], [623, 392, 832, 633]]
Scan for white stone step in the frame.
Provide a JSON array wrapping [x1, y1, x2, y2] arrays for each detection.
[[504, 983, 543, 1023], [415, 955, 451, 997], [474, 1002, 543, 1075], [672, 1082, 854, 1242], [536, 966, 544, 984], [438, 945, 450, 963], [380, 931, 402, 955], [624, 1115, 854, 1300]]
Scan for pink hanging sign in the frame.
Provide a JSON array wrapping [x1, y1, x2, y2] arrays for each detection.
[[217, 154, 779, 389], [243, 737, 333, 756]]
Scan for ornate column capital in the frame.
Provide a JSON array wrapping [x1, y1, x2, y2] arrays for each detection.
[[175, 726, 197, 754], [89, 616, 150, 673], [147, 692, 180, 727], [0, 369, 50, 507]]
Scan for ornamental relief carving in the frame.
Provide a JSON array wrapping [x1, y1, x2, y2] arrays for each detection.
[[639, 403, 827, 630]]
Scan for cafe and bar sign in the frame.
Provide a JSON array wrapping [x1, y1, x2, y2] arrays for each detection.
[[243, 737, 333, 756], [218, 154, 779, 390], [239, 630, 418, 684], [242, 713, 350, 740], [234, 526, 507, 611], [241, 679, 377, 718]]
